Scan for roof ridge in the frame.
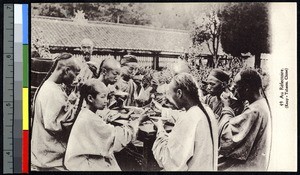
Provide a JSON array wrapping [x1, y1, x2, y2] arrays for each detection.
[[32, 16, 189, 34]]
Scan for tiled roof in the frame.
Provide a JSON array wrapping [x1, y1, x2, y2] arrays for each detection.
[[32, 16, 193, 53]]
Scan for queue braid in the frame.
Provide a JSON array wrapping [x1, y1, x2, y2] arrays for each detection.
[[173, 73, 215, 168], [31, 53, 73, 129]]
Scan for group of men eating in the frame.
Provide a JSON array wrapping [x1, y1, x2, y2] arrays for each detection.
[[31, 38, 271, 171]]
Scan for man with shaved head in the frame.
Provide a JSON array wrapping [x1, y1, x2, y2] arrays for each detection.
[[155, 59, 191, 106], [98, 58, 121, 86], [81, 38, 94, 62], [76, 38, 98, 84], [95, 58, 128, 110], [158, 58, 190, 100], [31, 53, 81, 171], [172, 59, 190, 76]]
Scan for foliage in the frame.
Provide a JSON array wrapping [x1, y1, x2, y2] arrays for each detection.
[[152, 68, 173, 85], [218, 3, 270, 67], [32, 3, 231, 31], [31, 28, 53, 59], [136, 65, 173, 86], [32, 3, 151, 25], [190, 10, 222, 67], [135, 60, 269, 92], [187, 58, 210, 82]]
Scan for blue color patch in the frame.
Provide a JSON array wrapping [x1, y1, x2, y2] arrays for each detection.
[[22, 4, 28, 44]]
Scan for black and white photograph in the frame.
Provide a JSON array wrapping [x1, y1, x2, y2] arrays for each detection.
[[29, 2, 297, 172]]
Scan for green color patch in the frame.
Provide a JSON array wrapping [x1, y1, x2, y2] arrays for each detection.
[[23, 45, 28, 87]]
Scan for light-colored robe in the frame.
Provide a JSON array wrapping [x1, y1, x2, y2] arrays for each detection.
[[152, 105, 218, 171], [75, 56, 101, 82], [31, 80, 76, 169], [64, 108, 139, 171], [218, 98, 271, 171], [76, 64, 94, 84]]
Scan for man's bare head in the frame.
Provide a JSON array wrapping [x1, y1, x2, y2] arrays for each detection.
[[81, 38, 94, 62], [101, 58, 121, 71], [99, 58, 121, 85], [55, 53, 81, 86], [81, 38, 94, 48], [172, 59, 190, 76]]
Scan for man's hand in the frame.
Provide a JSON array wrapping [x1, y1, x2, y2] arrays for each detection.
[[67, 91, 78, 104], [114, 90, 129, 99], [220, 90, 237, 107], [150, 118, 164, 131], [151, 99, 163, 111]]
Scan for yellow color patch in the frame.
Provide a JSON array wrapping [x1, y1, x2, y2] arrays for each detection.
[[22, 88, 29, 130]]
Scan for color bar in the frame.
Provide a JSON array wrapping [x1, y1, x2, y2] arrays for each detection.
[[22, 4, 28, 44], [22, 131, 29, 173], [22, 4, 29, 174], [22, 88, 28, 130]]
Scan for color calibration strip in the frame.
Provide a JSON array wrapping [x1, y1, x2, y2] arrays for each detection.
[[14, 4, 23, 173], [15, 4, 29, 173], [22, 4, 29, 174], [3, 4, 29, 174]]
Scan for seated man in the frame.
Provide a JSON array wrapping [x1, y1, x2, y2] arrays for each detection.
[[218, 69, 271, 171], [115, 55, 139, 106], [74, 57, 124, 114], [97, 58, 121, 86], [95, 58, 132, 110], [64, 79, 147, 171], [151, 73, 218, 171], [31, 53, 81, 171]]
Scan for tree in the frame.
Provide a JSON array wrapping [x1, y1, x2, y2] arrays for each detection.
[[191, 10, 222, 68], [31, 3, 151, 26], [219, 3, 270, 68], [144, 4, 192, 30]]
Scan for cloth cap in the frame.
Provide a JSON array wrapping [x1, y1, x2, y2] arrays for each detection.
[[208, 69, 230, 83]]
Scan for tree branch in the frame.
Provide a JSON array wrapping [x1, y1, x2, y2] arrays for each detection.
[[216, 34, 220, 54], [206, 41, 213, 55], [215, 34, 220, 65]]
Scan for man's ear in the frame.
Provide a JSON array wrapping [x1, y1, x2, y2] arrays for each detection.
[[221, 82, 227, 88], [176, 89, 183, 99], [87, 94, 94, 104], [62, 66, 70, 75], [102, 67, 107, 75]]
